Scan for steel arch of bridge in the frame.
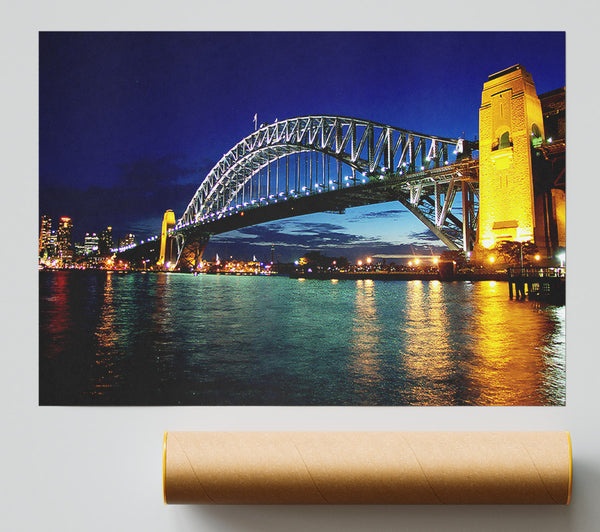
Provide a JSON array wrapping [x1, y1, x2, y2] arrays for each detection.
[[177, 115, 478, 257]]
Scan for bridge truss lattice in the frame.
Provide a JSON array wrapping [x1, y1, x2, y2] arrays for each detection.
[[178, 115, 479, 253]]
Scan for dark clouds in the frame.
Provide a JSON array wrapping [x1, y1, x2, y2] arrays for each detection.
[[346, 208, 407, 221], [408, 229, 444, 243], [204, 219, 445, 263]]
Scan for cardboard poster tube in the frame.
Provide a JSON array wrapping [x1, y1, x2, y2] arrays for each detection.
[[163, 431, 572, 505]]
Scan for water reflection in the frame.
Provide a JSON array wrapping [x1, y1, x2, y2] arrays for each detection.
[[91, 271, 119, 397], [349, 280, 382, 402], [400, 281, 458, 405], [468, 282, 565, 405], [39, 273, 566, 406]]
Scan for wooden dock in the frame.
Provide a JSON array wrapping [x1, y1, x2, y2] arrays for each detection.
[[507, 267, 565, 304]]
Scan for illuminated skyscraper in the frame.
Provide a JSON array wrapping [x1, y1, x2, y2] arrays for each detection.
[[74, 242, 85, 257], [84, 233, 99, 255], [57, 217, 73, 262], [118, 233, 135, 249], [47, 230, 58, 258], [98, 226, 114, 255], [39, 215, 52, 256]]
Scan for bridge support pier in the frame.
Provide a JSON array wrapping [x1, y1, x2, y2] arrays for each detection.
[[175, 233, 211, 271]]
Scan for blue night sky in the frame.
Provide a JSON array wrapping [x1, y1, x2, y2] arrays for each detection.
[[39, 31, 565, 263]]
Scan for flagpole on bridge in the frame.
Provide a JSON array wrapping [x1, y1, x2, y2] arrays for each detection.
[[253, 113, 257, 131]]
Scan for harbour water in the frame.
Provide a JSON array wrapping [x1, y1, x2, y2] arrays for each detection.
[[39, 271, 565, 406]]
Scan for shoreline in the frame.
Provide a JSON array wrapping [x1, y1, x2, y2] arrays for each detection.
[[288, 271, 507, 282]]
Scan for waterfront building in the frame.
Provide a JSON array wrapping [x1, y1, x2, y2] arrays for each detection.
[[84, 233, 99, 255], [118, 233, 135, 249], [57, 216, 73, 262], [74, 242, 85, 257], [47, 230, 58, 258], [99, 226, 114, 255], [39, 215, 52, 256]]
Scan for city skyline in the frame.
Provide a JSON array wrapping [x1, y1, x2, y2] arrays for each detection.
[[39, 32, 565, 263]]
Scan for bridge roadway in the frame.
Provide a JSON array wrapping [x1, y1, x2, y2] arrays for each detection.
[[117, 157, 479, 268]]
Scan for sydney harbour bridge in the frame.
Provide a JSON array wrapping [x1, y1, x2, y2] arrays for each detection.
[[120, 115, 479, 269], [117, 65, 565, 270]]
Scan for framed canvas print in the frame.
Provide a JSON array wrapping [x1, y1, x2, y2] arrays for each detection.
[[38, 31, 566, 406]]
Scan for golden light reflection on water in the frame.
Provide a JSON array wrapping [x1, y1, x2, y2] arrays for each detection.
[[346, 279, 565, 406], [467, 281, 563, 405], [349, 280, 383, 400], [401, 280, 457, 405]]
